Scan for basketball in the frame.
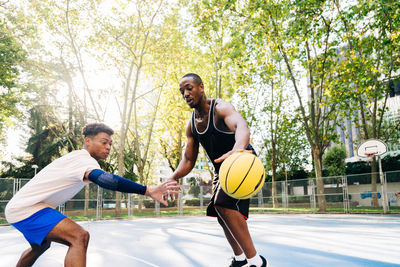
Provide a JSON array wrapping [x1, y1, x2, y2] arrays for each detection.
[[219, 152, 265, 199]]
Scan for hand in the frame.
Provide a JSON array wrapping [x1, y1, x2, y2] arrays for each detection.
[[146, 180, 181, 206], [214, 149, 253, 163], [165, 178, 179, 201]]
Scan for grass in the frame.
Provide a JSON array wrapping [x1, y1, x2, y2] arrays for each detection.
[[69, 208, 204, 221], [1, 206, 399, 225], [250, 206, 400, 214]]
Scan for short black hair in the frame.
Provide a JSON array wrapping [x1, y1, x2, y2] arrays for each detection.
[[182, 73, 203, 86], [82, 123, 114, 138]]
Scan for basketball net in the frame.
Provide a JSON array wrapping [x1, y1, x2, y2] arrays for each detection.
[[365, 152, 377, 158]]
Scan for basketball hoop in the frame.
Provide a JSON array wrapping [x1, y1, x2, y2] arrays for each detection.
[[365, 152, 377, 159], [357, 139, 387, 159], [357, 139, 389, 214]]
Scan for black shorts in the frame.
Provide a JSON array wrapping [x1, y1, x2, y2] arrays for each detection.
[[206, 176, 250, 220]]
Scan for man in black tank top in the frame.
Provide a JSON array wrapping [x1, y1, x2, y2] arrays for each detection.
[[168, 73, 268, 267]]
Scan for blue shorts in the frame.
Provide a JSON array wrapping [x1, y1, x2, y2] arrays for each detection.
[[11, 208, 66, 245]]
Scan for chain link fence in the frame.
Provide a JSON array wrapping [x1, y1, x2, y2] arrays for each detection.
[[1, 171, 400, 225]]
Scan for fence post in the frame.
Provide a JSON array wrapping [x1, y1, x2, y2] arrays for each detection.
[[200, 186, 204, 214], [58, 203, 65, 214], [13, 178, 21, 196], [128, 194, 132, 217], [258, 189, 264, 213], [310, 179, 316, 213], [178, 187, 183, 215], [155, 200, 160, 216], [282, 181, 288, 213], [96, 186, 103, 220], [342, 176, 350, 213]]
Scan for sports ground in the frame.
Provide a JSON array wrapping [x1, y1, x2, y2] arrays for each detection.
[[1, 214, 399, 267]]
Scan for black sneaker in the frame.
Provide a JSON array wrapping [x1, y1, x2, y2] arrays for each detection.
[[249, 255, 268, 267], [229, 257, 248, 267]]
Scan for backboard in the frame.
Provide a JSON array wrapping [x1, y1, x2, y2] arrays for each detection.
[[357, 139, 387, 158]]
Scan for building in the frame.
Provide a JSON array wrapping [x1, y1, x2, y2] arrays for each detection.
[[156, 153, 212, 185], [342, 78, 400, 162]]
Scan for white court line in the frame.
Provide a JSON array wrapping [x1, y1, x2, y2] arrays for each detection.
[[91, 247, 160, 267]]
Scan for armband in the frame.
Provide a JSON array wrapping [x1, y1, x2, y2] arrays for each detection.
[[88, 169, 147, 195]]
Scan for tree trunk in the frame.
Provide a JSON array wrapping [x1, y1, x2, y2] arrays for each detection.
[[313, 147, 327, 212], [116, 145, 125, 217], [370, 157, 379, 208]]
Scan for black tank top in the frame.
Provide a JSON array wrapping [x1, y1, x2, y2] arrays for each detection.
[[191, 99, 254, 174]]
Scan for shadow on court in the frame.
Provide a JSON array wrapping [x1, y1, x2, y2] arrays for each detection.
[[0, 214, 399, 267]]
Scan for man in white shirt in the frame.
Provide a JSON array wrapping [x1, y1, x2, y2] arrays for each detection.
[[5, 123, 179, 267]]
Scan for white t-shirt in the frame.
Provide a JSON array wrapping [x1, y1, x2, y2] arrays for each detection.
[[5, 149, 100, 223]]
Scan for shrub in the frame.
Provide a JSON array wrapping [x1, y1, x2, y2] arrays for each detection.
[[143, 199, 176, 208], [184, 198, 211, 206]]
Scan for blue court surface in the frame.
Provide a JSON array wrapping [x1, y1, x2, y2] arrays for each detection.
[[1, 214, 399, 267]]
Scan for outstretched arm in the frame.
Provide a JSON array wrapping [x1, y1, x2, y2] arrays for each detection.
[[85, 169, 180, 206], [169, 120, 199, 181]]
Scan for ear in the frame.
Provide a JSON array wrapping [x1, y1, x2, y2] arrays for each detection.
[[199, 83, 205, 93], [84, 137, 91, 147]]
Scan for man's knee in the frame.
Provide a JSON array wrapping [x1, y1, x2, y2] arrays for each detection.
[[71, 229, 90, 248], [78, 229, 90, 247]]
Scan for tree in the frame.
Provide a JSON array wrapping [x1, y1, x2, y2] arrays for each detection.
[[323, 145, 347, 177], [237, 0, 353, 212], [0, 103, 84, 178], [234, 71, 308, 208], [0, 19, 26, 146], [153, 9, 214, 173], [189, 0, 240, 99], [88, 0, 176, 215], [334, 0, 400, 207]]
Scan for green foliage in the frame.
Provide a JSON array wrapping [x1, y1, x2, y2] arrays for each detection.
[[283, 169, 309, 181], [346, 161, 371, 175], [382, 154, 400, 172], [0, 20, 26, 139], [0, 103, 85, 178], [345, 153, 400, 184], [323, 145, 347, 176], [187, 177, 197, 187], [188, 185, 200, 197], [184, 198, 211, 206], [143, 199, 176, 208]]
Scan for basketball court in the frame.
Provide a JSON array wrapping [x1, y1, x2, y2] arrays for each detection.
[[1, 214, 399, 267]]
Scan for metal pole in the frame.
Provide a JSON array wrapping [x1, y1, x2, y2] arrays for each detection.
[[282, 181, 287, 213], [128, 194, 132, 217], [200, 185, 204, 214], [258, 189, 263, 213], [32, 165, 38, 176], [310, 179, 316, 213], [155, 200, 160, 216], [342, 176, 350, 213], [179, 189, 183, 215], [378, 156, 388, 214], [285, 170, 289, 213], [96, 186, 103, 220]]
